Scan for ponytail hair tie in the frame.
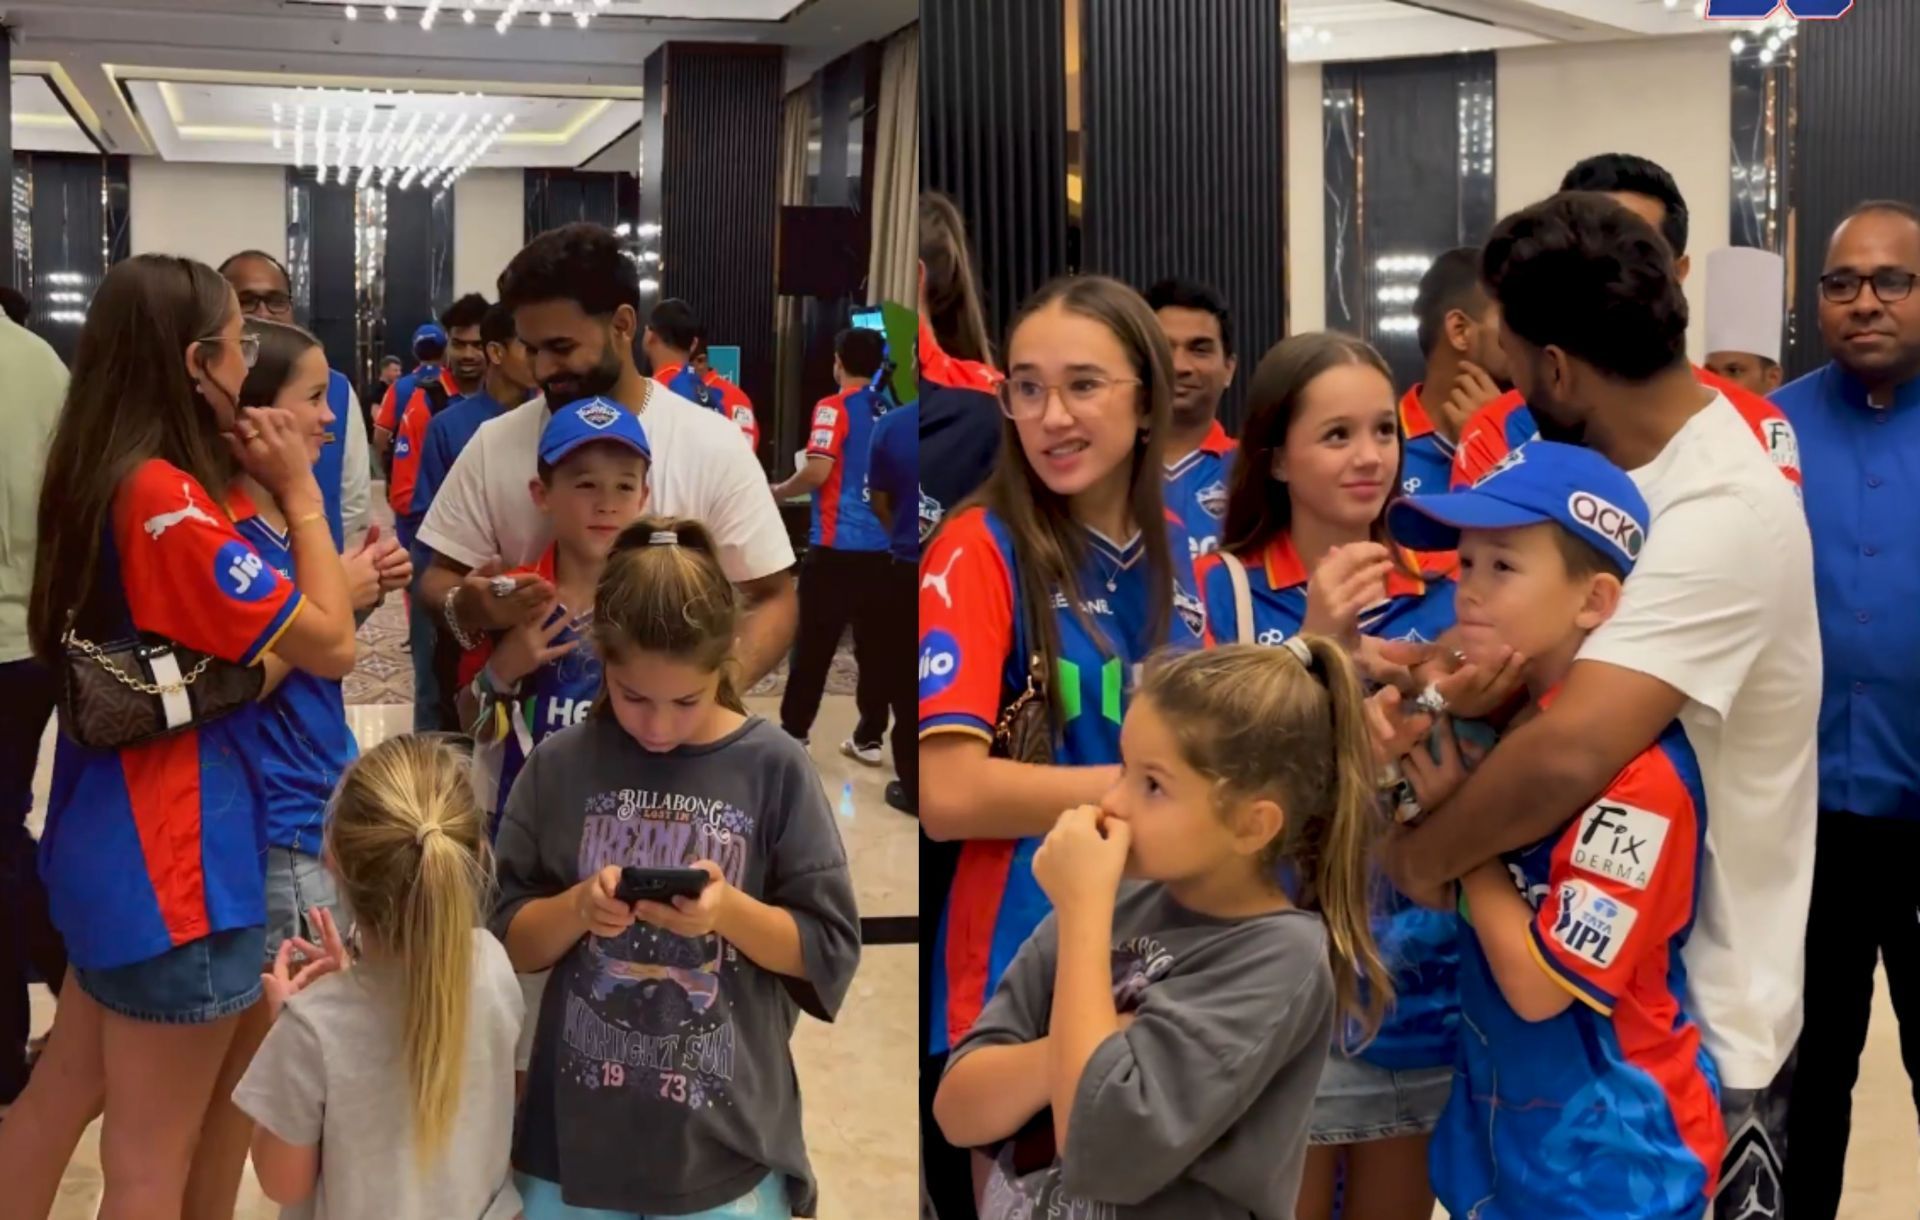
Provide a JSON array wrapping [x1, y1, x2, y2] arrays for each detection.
[[415, 822, 444, 846], [1281, 636, 1326, 684], [648, 530, 679, 546]]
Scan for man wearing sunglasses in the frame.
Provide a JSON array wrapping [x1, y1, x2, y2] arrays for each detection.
[[1773, 200, 1920, 1220], [219, 249, 371, 550]]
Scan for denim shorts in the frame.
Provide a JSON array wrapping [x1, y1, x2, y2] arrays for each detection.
[[516, 1171, 787, 1220], [73, 925, 264, 1025], [264, 846, 345, 962], [1308, 1053, 1454, 1144]]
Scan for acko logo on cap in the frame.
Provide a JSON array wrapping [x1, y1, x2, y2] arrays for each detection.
[[1568, 492, 1644, 562]]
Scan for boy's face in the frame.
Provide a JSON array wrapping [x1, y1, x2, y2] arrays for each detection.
[[1453, 523, 1620, 678], [531, 444, 650, 554]]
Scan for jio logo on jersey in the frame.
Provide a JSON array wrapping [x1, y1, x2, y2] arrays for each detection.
[[394, 436, 411, 460], [1548, 879, 1639, 969], [214, 540, 280, 604], [919, 630, 961, 700]]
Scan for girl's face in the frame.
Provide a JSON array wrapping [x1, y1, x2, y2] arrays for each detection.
[[192, 297, 251, 430], [273, 346, 336, 464], [602, 649, 726, 753], [1101, 696, 1284, 885], [1274, 362, 1400, 533], [1004, 302, 1145, 501]]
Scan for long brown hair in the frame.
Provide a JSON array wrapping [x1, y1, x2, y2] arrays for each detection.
[[29, 254, 239, 663], [970, 275, 1174, 724], [238, 317, 323, 408], [590, 516, 746, 716], [326, 734, 493, 1163], [1140, 641, 1391, 1035], [1219, 331, 1399, 561], [919, 191, 993, 365]]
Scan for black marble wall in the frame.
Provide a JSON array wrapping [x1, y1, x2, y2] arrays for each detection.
[[1322, 53, 1495, 391], [15, 152, 129, 363]]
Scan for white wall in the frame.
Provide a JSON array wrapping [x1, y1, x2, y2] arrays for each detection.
[[453, 169, 525, 298], [1287, 62, 1325, 335], [129, 160, 286, 268], [1495, 34, 1730, 362]]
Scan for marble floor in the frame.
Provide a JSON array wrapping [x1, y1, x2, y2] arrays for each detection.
[[25, 694, 917, 1220]]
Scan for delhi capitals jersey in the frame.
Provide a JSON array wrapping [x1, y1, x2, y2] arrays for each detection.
[[919, 507, 1204, 1053], [314, 369, 354, 549], [381, 365, 460, 547], [866, 400, 919, 563], [1164, 420, 1236, 561], [1433, 713, 1724, 1220], [1196, 533, 1461, 1069], [806, 387, 888, 552], [236, 510, 359, 858], [42, 463, 304, 970], [1451, 370, 1803, 493], [1397, 385, 1456, 499], [654, 363, 760, 450]]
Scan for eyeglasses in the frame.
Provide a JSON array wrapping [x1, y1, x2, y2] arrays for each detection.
[[996, 374, 1143, 421], [200, 332, 260, 369], [1819, 269, 1919, 305], [236, 290, 294, 316]]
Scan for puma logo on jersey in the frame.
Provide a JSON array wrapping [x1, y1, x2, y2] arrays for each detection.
[[144, 481, 221, 541], [922, 547, 963, 608]]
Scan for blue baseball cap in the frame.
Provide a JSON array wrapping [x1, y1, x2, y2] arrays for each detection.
[[412, 323, 448, 356], [1387, 441, 1650, 573], [540, 396, 652, 468]]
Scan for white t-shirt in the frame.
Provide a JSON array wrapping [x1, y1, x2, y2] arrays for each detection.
[[1577, 394, 1821, 1090], [415, 384, 795, 584]]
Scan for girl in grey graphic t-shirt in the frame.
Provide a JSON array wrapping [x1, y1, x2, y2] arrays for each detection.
[[935, 640, 1391, 1220], [490, 517, 861, 1219]]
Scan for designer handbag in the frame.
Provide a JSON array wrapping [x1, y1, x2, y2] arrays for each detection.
[[57, 537, 265, 751], [990, 588, 1054, 766]]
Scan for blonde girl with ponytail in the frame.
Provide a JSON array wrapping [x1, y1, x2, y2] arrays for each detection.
[[232, 734, 526, 1220], [934, 640, 1388, 1220]]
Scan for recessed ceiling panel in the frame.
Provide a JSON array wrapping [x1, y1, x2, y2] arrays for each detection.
[[12, 74, 98, 154]]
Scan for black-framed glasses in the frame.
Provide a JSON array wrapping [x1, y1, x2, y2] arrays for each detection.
[[996, 374, 1143, 421], [1819, 269, 1919, 305], [236, 289, 294, 317]]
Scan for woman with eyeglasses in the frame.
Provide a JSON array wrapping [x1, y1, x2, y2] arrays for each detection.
[[918, 275, 1203, 1204], [0, 254, 358, 1219]]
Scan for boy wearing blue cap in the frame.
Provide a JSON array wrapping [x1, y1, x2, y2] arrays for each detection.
[[456, 396, 653, 816], [1387, 443, 1726, 1220]]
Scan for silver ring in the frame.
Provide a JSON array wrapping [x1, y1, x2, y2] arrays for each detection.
[[489, 575, 516, 598]]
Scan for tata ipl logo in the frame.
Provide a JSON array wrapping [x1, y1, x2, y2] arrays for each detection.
[[1703, 0, 1852, 16]]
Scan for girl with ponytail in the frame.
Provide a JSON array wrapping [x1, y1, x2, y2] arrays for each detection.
[[933, 640, 1388, 1219], [490, 515, 860, 1220], [232, 734, 525, 1219]]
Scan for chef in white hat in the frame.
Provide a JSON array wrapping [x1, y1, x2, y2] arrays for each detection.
[[1704, 246, 1788, 395]]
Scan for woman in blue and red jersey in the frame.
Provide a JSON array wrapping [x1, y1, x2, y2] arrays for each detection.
[[918, 191, 1005, 538], [0, 255, 359, 1218], [1194, 331, 1458, 1220], [918, 274, 1203, 1209]]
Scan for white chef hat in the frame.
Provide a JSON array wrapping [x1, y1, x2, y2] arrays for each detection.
[[1704, 247, 1786, 364]]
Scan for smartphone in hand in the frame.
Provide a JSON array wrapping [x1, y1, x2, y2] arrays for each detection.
[[615, 866, 712, 905]]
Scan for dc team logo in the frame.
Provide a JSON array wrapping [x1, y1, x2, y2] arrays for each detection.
[[917, 488, 943, 541], [1572, 800, 1669, 890], [1173, 584, 1206, 639], [1197, 479, 1229, 520], [1549, 879, 1639, 968], [1704, 0, 1852, 17], [577, 400, 622, 430], [1568, 492, 1644, 562], [919, 630, 961, 701], [1475, 445, 1526, 488], [214, 540, 279, 604]]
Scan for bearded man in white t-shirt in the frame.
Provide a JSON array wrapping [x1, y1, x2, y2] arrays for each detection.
[[1385, 192, 1820, 1215], [413, 223, 798, 687]]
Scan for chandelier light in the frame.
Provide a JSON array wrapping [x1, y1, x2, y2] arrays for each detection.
[[282, 87, 515, 191], [333, 0, 594, 31]]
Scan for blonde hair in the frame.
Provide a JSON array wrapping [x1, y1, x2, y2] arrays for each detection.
[[591, 516, 746, 715], [1139, 640, 1391, 1035], [325, 734, 492, 1163]]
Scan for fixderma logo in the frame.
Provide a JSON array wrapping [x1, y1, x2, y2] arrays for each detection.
[[1703, 0, 1852, 17]]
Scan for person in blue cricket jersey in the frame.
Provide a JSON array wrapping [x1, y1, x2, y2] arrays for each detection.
[[454, 396, 651, 821], [868, 394, 919, 817], [1399, 248, 1513, 507], [1387, 442, 1726, 1220], [1193, 330, 1456, 1220], [1147, 278, 1239, 561], [1775, 200, 1920, 1220], [220, 249, 371, 547], [186, 317, 416, 1212], [642, 297, 759, 447], [769, 328, 893, 764], [411, 302, 537, 539], [919, 277, 1202, 1206]]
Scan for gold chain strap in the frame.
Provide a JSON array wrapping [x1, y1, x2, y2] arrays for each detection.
[[64, 632, 212, 697]]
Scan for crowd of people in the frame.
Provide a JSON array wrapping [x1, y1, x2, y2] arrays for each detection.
[[0, 216, 916, 1218], [916, 151, 1920, 1220]]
